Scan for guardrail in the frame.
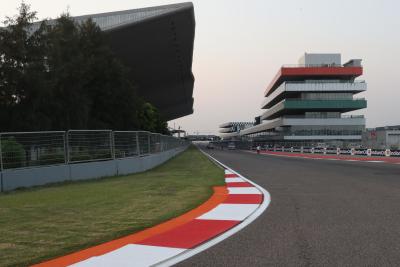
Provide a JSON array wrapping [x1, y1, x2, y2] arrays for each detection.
[[282, 115, 365, 119], [284, 98, 366, 101], [284, 80, 366, 84], [0, 130, 188, 171], [281, 64, 360, 68], [254, 146, 400, 157]]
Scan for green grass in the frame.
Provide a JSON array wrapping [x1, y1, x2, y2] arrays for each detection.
[[0, 146, 224, 267]]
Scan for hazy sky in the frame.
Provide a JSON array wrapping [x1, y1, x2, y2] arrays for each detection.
[[2, 0, 400, 134]]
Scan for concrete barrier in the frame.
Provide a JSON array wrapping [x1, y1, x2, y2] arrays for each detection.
[[0, 146, 187, 192], [2, 165, 70, 191], [70, 160, 118, 181]]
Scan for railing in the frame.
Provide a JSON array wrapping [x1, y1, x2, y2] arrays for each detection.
[[285, 80, 366, 84], [284, 98, 366, 101], [341, 115, 365, 119], [282, 64, 358, 68], [0, 130, 188, 170], [252, 146, 400, 157], [282, 115, 365, 119]]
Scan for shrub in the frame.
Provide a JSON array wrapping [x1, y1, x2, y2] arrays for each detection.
[[1, 137, 26, 169]]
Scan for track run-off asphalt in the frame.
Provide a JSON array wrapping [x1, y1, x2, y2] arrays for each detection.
[[178, 146, 400, 266]]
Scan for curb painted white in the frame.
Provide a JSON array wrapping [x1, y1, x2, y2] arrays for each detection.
[[156, 149, 271, 267]]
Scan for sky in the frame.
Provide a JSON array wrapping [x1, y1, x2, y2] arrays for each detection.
[[2, 0, 400, 134]]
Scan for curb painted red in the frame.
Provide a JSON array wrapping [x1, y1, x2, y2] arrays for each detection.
[[33, 186, 228, 267], [255, 150, 400, 164], [34, 169, 267, 267]]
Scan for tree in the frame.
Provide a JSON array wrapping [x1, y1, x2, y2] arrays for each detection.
[[0, 3, 52, 130], [0, 3, 169, 133], [45, 14, 92, 129], [77, 18, 142, 130], [138, 102, 169, 134]]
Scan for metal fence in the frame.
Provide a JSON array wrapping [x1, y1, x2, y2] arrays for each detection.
[[250, 145, 400, 157], [211, 140, 400, 157], [0, 130, 189, 170]]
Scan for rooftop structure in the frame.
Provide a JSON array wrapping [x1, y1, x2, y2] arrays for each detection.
[[30, 3, 195, 121], [241, 53, 367, 147]]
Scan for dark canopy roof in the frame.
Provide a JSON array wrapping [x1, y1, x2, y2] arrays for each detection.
[[89, 3, 195, 120], [31, 3, 195, 121]]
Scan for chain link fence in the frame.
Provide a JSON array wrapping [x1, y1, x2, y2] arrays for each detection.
[[67, 130, 113, 163], [0, 130, 188, 170], [0, 131, 66, 169]]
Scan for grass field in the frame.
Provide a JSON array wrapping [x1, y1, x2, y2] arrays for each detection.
[[0, 146, 224, 267]]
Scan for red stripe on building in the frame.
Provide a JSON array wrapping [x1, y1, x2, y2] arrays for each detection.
[[264, 66, 363, 96], [223, 194, 263, 204], [137, 219, 239, 249], [282, 66, 363, 76]]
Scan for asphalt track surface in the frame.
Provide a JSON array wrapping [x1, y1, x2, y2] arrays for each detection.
[[177, 147, 400, 267]]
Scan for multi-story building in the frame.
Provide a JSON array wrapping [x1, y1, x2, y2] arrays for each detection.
[[219, 122, 254, 140], [241, 53, 367, 148], [362, 126, 400, 150]]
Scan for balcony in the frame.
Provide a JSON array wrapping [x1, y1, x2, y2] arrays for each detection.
[[261, 99, 367, 120], [264, 65, 363, 97], [219, 128, 235, 133], [220, 132, 240, 138], [240, 116, 365, 136], [261, 81, 367, 109], [283, 114, 365, 119], [282, 117, 366, 126]]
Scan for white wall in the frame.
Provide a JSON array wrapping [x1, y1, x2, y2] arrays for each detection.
[[298, 53, 341, 66]]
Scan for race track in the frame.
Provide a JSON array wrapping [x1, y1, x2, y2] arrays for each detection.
[[178, 147, 400, 266]]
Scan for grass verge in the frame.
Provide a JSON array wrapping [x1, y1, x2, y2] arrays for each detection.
[[0, 146, 224, 266]]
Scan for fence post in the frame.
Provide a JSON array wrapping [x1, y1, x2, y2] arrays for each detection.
[[0, 134, 3, 171], [136, 132, 140, 156], [110, 131, 115, 159], [148, 133, 151, 154], [65, 131, 70, 164], [158, 134, 162, 153], [0, 134, 2, 192]]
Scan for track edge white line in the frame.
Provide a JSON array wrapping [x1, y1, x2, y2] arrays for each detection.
[[154, 149, 271, 267]]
